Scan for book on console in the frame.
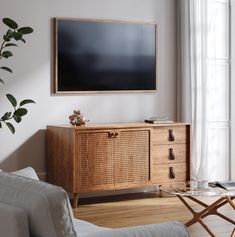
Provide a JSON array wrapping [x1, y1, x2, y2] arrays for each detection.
[[208, 181, 235, 190], [148, 116, 169, 121], [144, 119, 174, 124]]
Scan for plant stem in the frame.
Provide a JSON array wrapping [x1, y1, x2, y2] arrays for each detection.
[[0, 106, 17, 123], [0, 39, 6, 61], [0, 40, 6, 56]]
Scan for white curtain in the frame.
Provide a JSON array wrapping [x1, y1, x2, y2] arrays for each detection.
[[177, 0, 230, 181]]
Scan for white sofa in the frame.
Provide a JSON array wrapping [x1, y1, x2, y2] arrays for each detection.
[[0, 168, 190, 237]]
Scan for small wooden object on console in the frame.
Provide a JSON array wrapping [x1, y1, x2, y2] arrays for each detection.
[[46, 123, 190, 208]]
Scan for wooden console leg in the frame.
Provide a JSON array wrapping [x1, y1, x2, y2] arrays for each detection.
[[158, 185, 163, 197], [73, 193, 79, 208]]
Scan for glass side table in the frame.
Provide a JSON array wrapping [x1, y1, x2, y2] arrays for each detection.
[[160, 181, 235, 237]]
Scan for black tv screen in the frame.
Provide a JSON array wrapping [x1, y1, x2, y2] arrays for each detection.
[[55, 18, 157, 92]]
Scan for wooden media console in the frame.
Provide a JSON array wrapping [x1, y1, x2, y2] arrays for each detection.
[[46, 123, 191, 207]]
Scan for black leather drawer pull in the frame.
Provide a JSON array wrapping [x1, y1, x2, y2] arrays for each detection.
[[168, 129, 175, 141], [169, 148, 175, 160], [169, 167, 175, 179]]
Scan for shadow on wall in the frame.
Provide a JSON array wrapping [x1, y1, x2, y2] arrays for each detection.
[[0, 129, 46, 172]]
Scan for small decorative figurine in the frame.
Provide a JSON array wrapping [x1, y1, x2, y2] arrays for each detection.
[[69, 109, 89, 126]]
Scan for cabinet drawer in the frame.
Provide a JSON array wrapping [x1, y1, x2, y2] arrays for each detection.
[[151, 163, 187, 183], [153, 126, 187, 145], [152, 144, 187, 165]]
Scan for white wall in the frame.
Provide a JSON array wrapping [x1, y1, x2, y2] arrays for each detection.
[[0, 0, 177, 175]]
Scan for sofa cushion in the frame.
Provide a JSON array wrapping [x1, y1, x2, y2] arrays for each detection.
[[73, 218, 109, 235], [78, 221, 189, 237], [11, 166, 39, 180], [0, 172, 77, 237], [0, 202, 30, 237]]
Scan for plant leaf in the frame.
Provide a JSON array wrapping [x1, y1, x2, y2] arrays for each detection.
[[2, 51, 13, 58], [6, 94, 17, 107], [14, 108, 28, 117], [1, 66, 12, 73], [5, 29, 13, 39], [0, 79, 4, 84], [3, 35, 10, 42], [13, 32, 22, 41], [19, 38, 26, 43], [20, 99, 35, 106], [18, 27, 33, 35], [5, 43, 18, 47], [6, 122, 15, 134], [2, 18, 18, 29], [4, 29, 14, 41], [1, 112, 11, 120], [13, 115, 22, 123]]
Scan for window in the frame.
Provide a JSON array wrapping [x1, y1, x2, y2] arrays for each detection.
[[205, 0, 230, 180]]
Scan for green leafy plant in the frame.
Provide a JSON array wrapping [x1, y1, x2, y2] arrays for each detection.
[[0, 18, 35, 134]]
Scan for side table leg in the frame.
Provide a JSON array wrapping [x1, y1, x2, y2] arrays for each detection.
[[230, 228, 235, 237], [198, 219, 216, 237], [226, 197, 235, 237], [176, 195, 217, 237], [227, 196, 235, 209]]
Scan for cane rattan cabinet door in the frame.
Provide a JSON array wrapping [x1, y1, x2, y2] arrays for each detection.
[[114, 129, 150, 186], [75, 130, 114, 191]]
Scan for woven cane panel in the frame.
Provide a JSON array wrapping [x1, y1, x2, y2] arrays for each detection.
[[114, 130, 150, 184], [76, 132, 114, 188]]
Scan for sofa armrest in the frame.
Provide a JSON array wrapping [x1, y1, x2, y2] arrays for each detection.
[[0, 202, 30, 237], [78, 221, 189, 237]]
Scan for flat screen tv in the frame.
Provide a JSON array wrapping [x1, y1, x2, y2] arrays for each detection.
[[55, 18, 157, 93]]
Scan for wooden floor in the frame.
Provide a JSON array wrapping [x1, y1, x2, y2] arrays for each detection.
[[73, 191, 235, 237]]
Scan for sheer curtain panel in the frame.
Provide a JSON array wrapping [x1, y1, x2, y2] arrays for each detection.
[[177, 0, 230, 181]]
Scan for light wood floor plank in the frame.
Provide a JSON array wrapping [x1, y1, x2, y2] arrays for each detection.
[[73, 192, 235, 237]]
